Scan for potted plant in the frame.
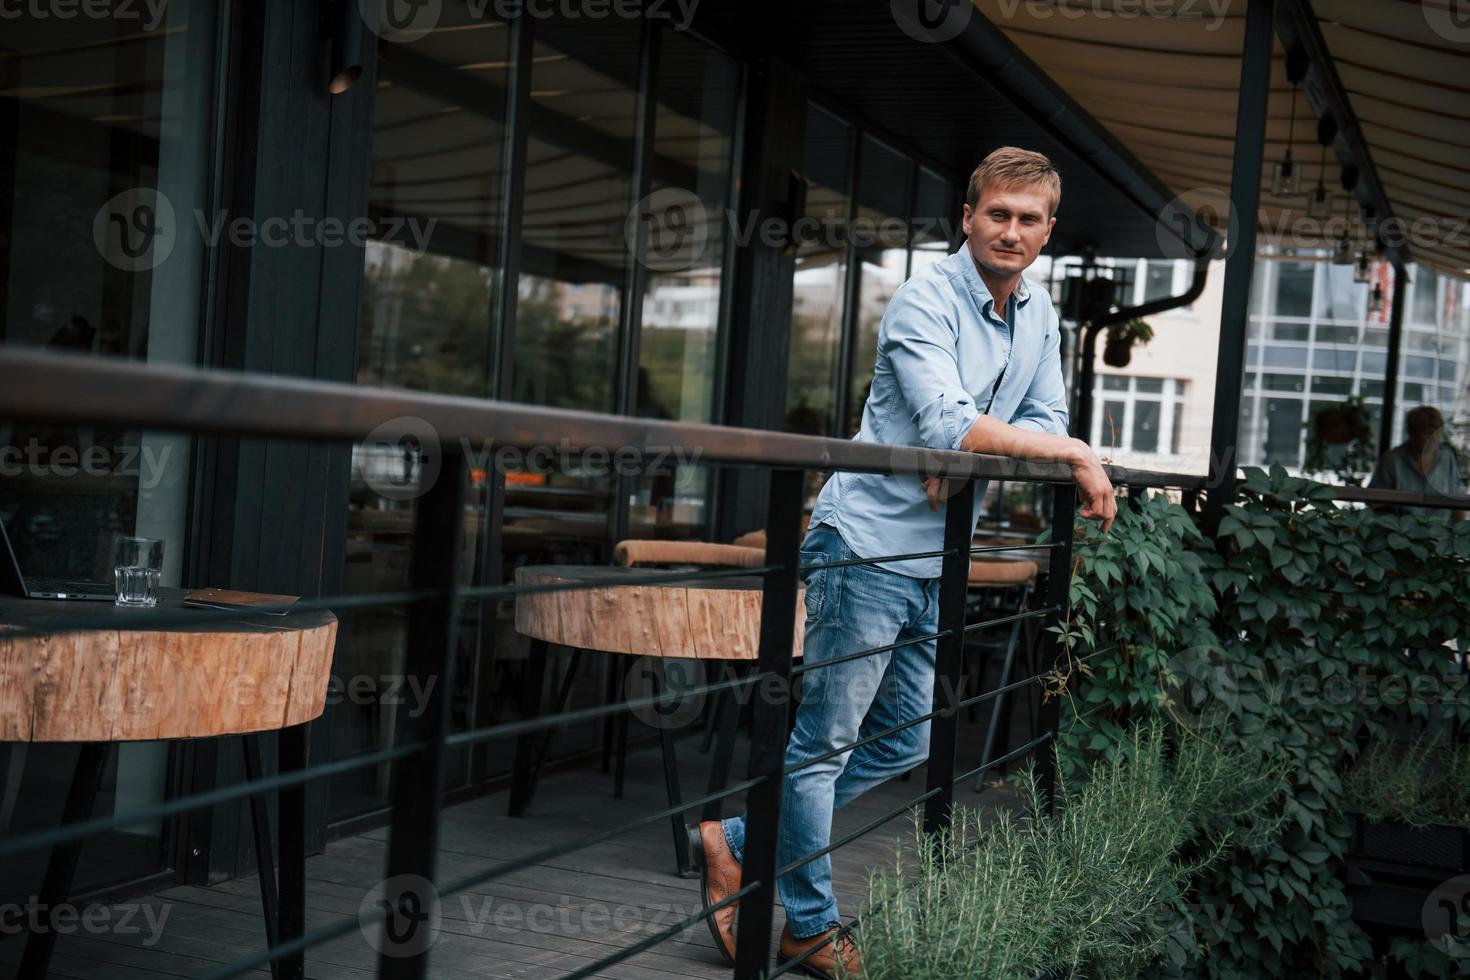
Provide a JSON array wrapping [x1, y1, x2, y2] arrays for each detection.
[[1342, 736, 1470, 931], [1304, 395, 1377, 485], [1101, 318, 1154, 368]]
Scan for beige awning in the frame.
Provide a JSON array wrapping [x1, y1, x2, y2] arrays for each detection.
[[973, 0, 1470, 280]]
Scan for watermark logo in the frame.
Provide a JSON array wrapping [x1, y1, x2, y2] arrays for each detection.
[[1155, 188, 1235, 261], [891, 0, 972, 44], [625, 656, 706, 729], [359, 416, 442, 502], [362, 0, 442, 43], [1157, 643, 1241, 730], [0, 897, 171, 946], [1423, 0, 1470, 44], [990, 0, 1229, 31], [0, 0, 171, 31], [359, 875, 442, 958], [94, 188, 176, 273], [627, 188, 710, 274], [1, 439, 177, 490], [1423, 874, 1470, 958]]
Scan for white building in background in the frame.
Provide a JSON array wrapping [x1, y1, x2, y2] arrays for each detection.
[[1043, 252, 1470, 482]]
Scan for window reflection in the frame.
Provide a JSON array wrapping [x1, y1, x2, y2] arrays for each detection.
[[626, 30, 739, 538], [846, 137, 912, 436], [0, 0, 217, 899]]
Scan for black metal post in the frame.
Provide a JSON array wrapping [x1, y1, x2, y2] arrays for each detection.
[[1033, 485, 1077, 810], [1203, 0, 1274, 536], [241, 736, 281, 978], [276, 723, 307, 980], [732, 468, 804, 979], [923, 478, 976, 834], [377, 449, 467, 980], [1378, 262, 1408, 456]]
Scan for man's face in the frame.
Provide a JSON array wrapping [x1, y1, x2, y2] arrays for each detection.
[[962, 182, 1056, 278]]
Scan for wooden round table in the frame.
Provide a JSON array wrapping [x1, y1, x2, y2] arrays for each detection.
[[0, 588, 338, 742], [511, 565, 805, 876], [514, 564, 806, 661], [0, 588, 337, 977]]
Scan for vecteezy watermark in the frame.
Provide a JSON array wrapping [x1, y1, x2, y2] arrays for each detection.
[[1156, 189, 1235, 261], [890, 0, 974, 44], [360, 0, 702, 44], [0, 897, 172, 946], [626, 188, 712, 274], [1422, 874, 1470, 959], [0, 0, 170, 31], [0, 439, 177, 490], [355, 416, 708, 501], [990, 0, 1229, 31], [625, 656, 707, 729], [357, 874, 702, 956], [1157, 643, 1242, 731], [94, 188, 437, 273], [326, 673, 438, 718], [1422, 0, 1470, 45], [360, 875, 442, 958]]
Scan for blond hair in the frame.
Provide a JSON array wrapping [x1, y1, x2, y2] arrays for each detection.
[[966, 147, 1061, 218]]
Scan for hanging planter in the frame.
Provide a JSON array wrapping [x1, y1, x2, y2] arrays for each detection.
[[1313, 404, 1362, 445], [1304, 395, 1376, 484], [1101, 318, 1154, 369]]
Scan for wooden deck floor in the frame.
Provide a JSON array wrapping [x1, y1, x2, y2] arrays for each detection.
[[2, 718, 1025, 980]]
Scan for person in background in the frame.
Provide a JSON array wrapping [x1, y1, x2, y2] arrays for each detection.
[[1368, 405, 1467, 520]]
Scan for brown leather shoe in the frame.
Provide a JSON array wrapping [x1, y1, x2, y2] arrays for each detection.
[[777, 924, 862, 978], [688, 821, 741, 964]]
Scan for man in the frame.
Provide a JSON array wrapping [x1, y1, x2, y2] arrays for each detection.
[[689, 147, 1117, 978], [1369, 405, 1467, 520]]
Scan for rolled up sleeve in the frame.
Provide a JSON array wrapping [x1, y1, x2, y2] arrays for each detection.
[[880, 283, 981, 452], [1010, 305, 1071, 437]]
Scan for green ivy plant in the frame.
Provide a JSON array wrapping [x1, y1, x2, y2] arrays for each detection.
[[1056, 467, 1470, 979]]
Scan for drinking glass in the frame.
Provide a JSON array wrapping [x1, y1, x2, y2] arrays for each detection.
[[114, 536, 164, 607]]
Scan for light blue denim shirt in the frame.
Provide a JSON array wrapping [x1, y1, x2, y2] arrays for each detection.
[[809, 241, 1070, 578]]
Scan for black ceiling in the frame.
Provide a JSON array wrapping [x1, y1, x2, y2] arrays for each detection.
[[689, 0, 1194, 260]]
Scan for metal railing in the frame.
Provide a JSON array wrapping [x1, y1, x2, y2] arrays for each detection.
[[0, 346, 1460, 980]]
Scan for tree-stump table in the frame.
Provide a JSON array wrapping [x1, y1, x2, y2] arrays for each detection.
[[510, 565, 806, 876], [0, 588, 337, 980]]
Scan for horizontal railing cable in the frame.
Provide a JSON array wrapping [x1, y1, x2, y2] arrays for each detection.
[[962, 606, 1055, 636], [954, 730, 1057, 787], [445, 670, 773, 748], [560, 882, 763, 980], [0, 741, 424, 861], [789, 631, 951, 676], [440, 776, 768, 900], [776, 788, 944, 878]]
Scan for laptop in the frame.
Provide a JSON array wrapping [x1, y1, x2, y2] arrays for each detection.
[[0, 517, 115, 601]]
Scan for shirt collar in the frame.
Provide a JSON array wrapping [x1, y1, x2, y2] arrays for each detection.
[[952, 240, 1033, 315]]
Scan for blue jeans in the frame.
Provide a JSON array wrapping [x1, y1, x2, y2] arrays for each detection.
[[721, 521, 939, 938]]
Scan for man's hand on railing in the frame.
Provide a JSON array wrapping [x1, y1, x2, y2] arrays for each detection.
[[1068, 441, 1117, 534]]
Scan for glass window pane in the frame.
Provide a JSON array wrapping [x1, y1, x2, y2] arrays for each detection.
[[1264, 398, 1304, 466], [1262, 345, 1308, 369], [1411, 268, 1439, 325], [0, 0, 217, 898], [1131, 400, 1162, 453], [1312, 376, 1354, 396], [1102, 375, 1129, 391], [1135, 377, 1165, 394], [1263, 373, 1306, 392], [1405, 355, 1436, 379], [1314, 263, 1367, 321], [1273, 261, 1314, 318], [786, 105, 852, 444], [628, 32, 740, 538], [848, 137, 913, 435], [514, 19, 643, 413], [1315, 325, 1360, 345], [910, 168, 954, 276], [1313, 349, 1357, 373], [1099, 400, 1128, 449], [1271, 322, 1310, 342], [1142, 261, 1174, 303]]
